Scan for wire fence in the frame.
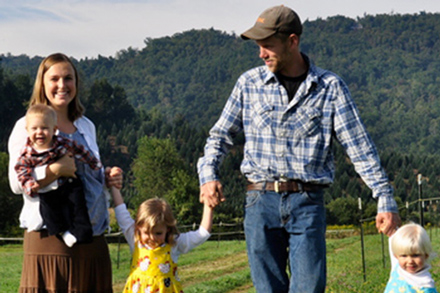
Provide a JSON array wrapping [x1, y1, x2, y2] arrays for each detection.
[[0, 222, 246, 244], [2, 173, 440, 283]]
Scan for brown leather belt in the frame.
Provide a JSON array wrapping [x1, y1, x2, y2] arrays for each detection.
[[247, 181, 325, 193]]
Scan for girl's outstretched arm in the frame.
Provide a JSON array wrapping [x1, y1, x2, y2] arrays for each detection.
[[111, 186, 135, 252], [110, 186, 124, 207], [200, 203, 214, 233], [174, 202, 213, 255]]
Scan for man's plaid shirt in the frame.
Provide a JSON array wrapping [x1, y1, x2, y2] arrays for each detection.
[[15, 135, 102, 197], [197, 55, 397, 213]]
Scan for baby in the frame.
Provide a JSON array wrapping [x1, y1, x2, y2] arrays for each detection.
[[384, 222, 438, 293], [15, 104, 102, 247]]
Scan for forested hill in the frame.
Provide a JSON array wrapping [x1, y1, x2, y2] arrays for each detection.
[[2, 12, 440, 232], [2, 12, 440, 156]]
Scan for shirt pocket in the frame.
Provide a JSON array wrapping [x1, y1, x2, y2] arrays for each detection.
[[291, 107, 322, 138], [249, 101, 273, 130]]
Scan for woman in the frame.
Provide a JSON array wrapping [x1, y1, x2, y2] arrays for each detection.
[[8, 53, 122, 292]]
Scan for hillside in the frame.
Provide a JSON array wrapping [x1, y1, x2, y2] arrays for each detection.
[[2, 13, 440, 155], [1, 13, 440, 232]]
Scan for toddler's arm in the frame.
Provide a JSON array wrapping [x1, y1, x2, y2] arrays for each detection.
[[388, 234, 398, 270], [110, 186, 135, 252], [174, 202, 213, 255], [200, 202, 214, 233], [110, 186, 124, 207]]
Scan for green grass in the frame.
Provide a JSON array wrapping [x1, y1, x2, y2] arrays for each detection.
[[0, 244, 23, 292], [2, 229, 440, 292]]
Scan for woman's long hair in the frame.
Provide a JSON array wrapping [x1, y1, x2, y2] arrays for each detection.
[[30, 53, 84, 122]]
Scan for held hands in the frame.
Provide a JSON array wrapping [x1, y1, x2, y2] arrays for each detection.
[[376, 212, 401, 236], [105, 166, 123, 190], [200, 180, 225, 208]]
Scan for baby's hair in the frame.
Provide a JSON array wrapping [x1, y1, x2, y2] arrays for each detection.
[[25, 104, 57, 127], [391, 222, 434, 264], [135, 197, 179, 246]]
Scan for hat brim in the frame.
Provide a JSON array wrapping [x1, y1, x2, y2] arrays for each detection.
[[240, 26, 276, 40]]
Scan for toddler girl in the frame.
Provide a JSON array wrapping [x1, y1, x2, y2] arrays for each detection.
[[385, 222, 438, 293], [111, 186, 213, 292]]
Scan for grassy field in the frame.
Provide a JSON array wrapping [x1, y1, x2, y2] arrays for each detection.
[[2, 230, 440, 292]]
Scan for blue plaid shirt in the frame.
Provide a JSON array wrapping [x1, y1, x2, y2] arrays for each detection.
[[197, 55, 397, 213]]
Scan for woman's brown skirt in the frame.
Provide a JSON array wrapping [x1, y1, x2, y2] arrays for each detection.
[[19, 230, 113, 293]]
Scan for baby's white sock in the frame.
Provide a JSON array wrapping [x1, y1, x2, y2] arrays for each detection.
[[62, 231, 77, 247]]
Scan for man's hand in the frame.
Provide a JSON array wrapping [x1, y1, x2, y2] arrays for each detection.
[[200, 180, 225, 208], [376, 212, 401, 236]]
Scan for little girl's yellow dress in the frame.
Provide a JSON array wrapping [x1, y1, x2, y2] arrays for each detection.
[[123, 240, 183, 293]]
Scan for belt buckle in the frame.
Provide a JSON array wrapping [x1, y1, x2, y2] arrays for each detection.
[[275, 176, 287, 193], [274, 180, 280, 193]]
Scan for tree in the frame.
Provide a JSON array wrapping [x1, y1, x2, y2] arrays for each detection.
[[165, 169, 200, 224], [0, 68, 29, 151], [0, 152, 21, 235], [131, 136, 201, 224], [326, 197, 359, 225], [83, 79, 135, 133], [132, 137, 185, 207]]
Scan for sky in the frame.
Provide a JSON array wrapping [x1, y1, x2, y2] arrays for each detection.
[[1, 0, 440, 59]]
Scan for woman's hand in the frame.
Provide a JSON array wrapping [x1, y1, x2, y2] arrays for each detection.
[[105, 166, 123, 190], [38, 153, 76, 188], [49, 153, 77, 178]]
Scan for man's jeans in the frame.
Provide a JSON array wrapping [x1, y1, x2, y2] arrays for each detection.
[[244, 189, 326, 293]]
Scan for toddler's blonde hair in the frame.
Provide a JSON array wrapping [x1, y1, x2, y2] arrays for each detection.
[[135, 197, 179, 246], [391, 222, 434, 264]]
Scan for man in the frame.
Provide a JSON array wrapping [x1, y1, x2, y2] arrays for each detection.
[[197, 5, 401, 293]]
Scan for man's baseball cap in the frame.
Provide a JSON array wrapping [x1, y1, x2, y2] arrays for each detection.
[[241, 5, 302, 40]]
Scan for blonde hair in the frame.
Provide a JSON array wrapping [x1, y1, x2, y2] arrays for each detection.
[[30, 53, 84, 122], [391, 222, 434, 263], [135, 198, 179, 246], [25, 104, 58, 128]]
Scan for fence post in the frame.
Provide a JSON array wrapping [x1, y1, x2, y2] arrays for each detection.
[[117, 232, 121, 269], [435, 200, 439, 235], [217, 222, 222, 247], [358, 197, 366, 282], [418, 174, 424, 227]]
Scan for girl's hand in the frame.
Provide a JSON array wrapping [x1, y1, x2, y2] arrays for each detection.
[[105, 166, 123, 189]]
